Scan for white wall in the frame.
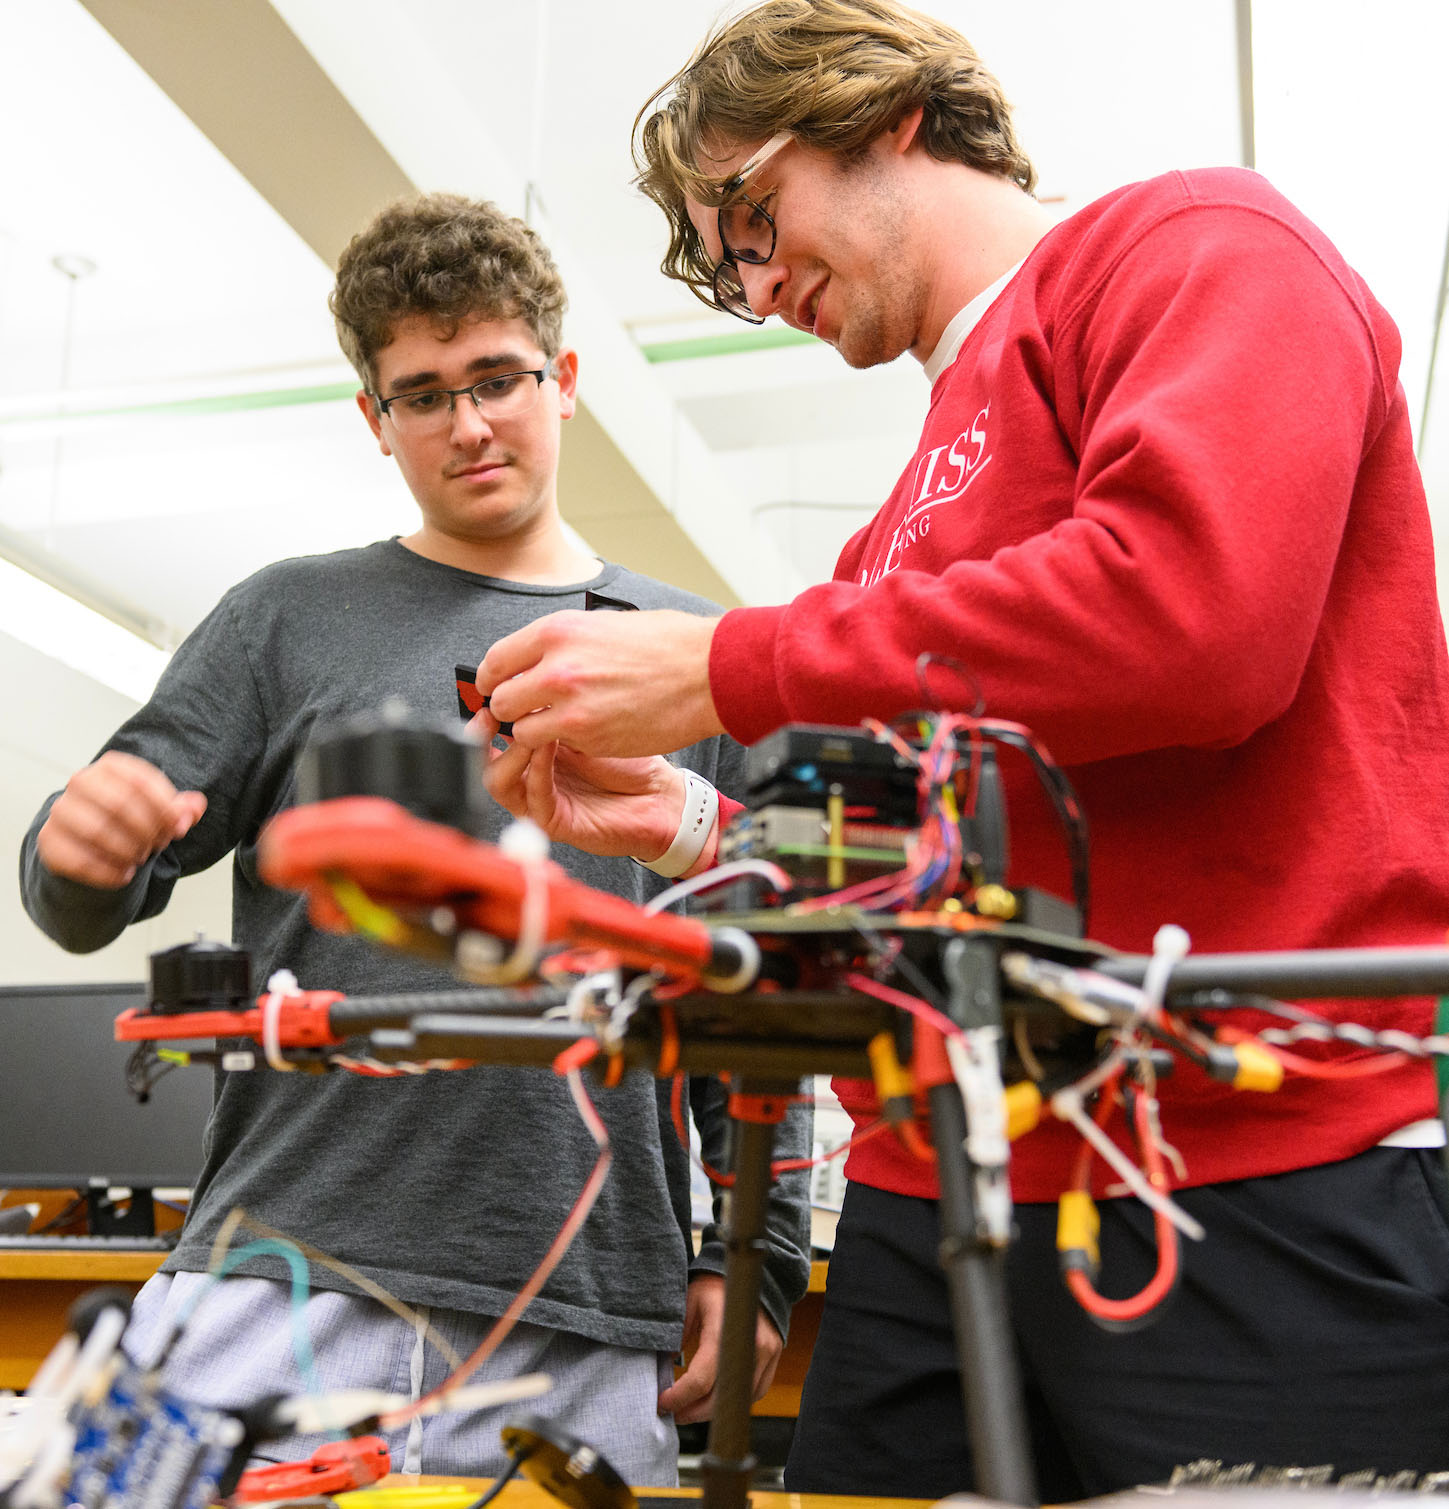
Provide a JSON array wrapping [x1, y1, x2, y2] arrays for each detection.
[[0, 632, 231, 985]]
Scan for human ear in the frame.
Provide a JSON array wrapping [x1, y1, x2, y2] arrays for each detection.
[[356, 389, 391, 456], [887, 104, 926, 155], [552, 347, 580, 421]]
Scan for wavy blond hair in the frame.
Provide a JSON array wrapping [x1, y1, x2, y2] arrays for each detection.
[[634, 0, 1037, 310], [330, 193, 566, 391]]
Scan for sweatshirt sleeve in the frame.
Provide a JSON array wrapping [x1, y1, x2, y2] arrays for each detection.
[[709, 201, 1393, 763], [18, 590, 269, 952]]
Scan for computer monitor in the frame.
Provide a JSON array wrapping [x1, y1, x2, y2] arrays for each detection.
[[0, 982, 213, 1227]]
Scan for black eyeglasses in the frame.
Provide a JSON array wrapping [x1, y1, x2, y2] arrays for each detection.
[[373, 362, 556, 435], [710, 132, 791, 324]]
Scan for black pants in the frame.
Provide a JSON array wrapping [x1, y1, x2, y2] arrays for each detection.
[[785, 1149, 1449, 1501]]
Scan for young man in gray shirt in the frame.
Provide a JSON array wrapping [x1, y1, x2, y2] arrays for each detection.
[[19, 193, 810, 1483]]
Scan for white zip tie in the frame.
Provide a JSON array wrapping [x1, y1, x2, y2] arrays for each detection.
[[1140, 924, 1190, 1016], [564, 971, 620, 1025], [603, 973, 655, 1054], [945, 1026, 1014, 1247], [465, 822, 551, 985], [261, 970, 300, 1073]]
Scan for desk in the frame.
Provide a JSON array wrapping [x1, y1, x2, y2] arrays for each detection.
[[0, 1248, 158, 1391], [348, 1478, 927, 1509], [0, 1251, 830, 1413]]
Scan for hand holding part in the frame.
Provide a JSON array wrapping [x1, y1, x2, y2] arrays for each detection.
[[35, 750, 207, 888], [483, 739, 718, 871], [477, 609, 726, 757]]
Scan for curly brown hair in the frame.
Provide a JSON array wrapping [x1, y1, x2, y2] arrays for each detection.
[[330, 193, 566, 390], [633, 0, 1037, 311]]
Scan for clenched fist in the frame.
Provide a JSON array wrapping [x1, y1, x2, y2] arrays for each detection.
[[36, 751, 207, 889]]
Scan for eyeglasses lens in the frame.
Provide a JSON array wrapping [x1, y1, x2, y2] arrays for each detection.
[[712, 262, 763, 324], [387, 372, 545, 433], [719, 197, 775, 265]]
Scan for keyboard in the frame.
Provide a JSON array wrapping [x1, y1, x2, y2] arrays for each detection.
[[0, 1233, 176, 1251]]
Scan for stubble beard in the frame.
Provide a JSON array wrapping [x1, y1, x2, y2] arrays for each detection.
[[828, 166, 922, 370], [834, 268, 923, 370]]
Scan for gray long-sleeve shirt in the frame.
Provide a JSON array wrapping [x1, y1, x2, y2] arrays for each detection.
[[20, 540, 811, 1350]]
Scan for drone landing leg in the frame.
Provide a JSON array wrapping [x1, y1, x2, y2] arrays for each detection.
[[931, 937, 1039, 1507], [699, 1078, 795, 1509]]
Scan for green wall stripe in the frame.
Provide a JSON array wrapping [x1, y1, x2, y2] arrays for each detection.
[[640, 327, 815, 362], [0, 381, 358, 425], [1, 328, 815, 426]]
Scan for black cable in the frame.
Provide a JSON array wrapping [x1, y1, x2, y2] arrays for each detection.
[[36, 1192, 88, 1235], [1175, 989, 1322, 1021], [974, 722, 1092, 931], [852, 919, 947, 1009], [1140, 1017, 1213, 1072], [125, 1039, 193, 1102], [462, 1453, 522, 1509]]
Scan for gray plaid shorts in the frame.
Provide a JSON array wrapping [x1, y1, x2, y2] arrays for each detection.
[[124, 1272, 679, 1484]]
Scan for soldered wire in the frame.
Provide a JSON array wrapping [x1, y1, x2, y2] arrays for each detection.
[[845, 970, 963, 1041], [1058, 1075, 1185, 1326], [784, 709, 1088, 921], [1050, 1083, 1203, 1241], [843, 972, 970, 1167]]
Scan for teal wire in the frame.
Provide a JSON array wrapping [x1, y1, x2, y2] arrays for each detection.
[[176, 1237, 325, 1401]]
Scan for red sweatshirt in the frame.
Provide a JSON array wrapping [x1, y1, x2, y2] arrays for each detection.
[[708, 168, 1449, 1203]]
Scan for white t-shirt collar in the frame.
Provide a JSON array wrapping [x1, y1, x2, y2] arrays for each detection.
[[922, 258, 1026, 385]]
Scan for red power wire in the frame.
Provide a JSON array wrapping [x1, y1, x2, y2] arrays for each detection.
[[1063, 1075, 1180, 1327], [668, 1073, 888, 1187], [1214, 1023, 1414, 1079]]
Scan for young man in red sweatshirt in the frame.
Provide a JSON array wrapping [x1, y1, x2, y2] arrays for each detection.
[[477, 0, 1449, 1495]]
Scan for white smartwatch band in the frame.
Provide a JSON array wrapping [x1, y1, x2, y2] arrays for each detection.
[[634, 769, 719, 878]]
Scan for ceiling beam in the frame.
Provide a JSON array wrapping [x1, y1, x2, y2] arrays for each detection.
[[1234, 0, 1256, 171], [79, 0, 413, 268], [1420, 209, 1449, 459], [79, 0, 797, 610]]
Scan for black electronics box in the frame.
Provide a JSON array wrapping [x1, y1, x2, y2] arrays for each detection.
[[744, 725, 919, 826]]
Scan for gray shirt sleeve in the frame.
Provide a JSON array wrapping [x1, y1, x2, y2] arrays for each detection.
[[19, 588, 266, 952], [688, 1073, 814, 1336]]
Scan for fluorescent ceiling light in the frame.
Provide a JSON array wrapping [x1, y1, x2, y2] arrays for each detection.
[[0, 363, 358, 439], [0, 555, 169, 703]]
